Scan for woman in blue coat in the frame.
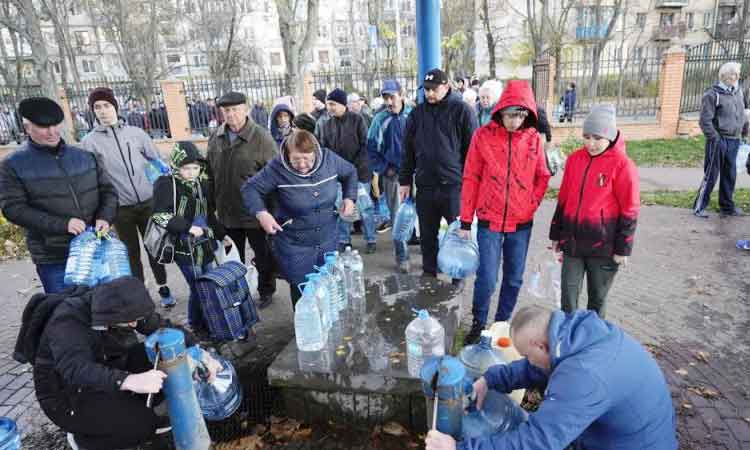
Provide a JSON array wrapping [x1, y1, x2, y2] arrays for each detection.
[[242, 129, 357, 306]]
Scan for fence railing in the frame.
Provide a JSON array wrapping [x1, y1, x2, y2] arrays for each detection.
[[0, 85, 44, 145], [549, 46, 663, 120], [311, 69, 419, 101], [680, 40, 750, 114]]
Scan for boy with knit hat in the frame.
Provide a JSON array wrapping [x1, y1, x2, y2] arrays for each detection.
[[80, 87, 175, 307], [550, 104, 640, 318]]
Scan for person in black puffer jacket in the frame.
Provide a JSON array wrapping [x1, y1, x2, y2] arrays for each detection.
[[0, 97, 118, 294]]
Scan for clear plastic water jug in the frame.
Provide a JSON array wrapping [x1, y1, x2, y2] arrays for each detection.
[[97, 234, 132, 284], [64, 228, 101, 287], [294, 282, 327, 351], [144, 158, 171, 184], [305, 273, 334, 328], [190, 349, 242, 421], [392, 197, 417, 242], [406, 310, 445, 377], [736, 144, 750, 173], [324, 253, 347, 315], [373, 200, 391, 226], [458, 331, 508, 380], [336, 183, 361, 223], [462, 390, 527, 440], [437, 221, 480, 279], [0, 418, 20, 450]]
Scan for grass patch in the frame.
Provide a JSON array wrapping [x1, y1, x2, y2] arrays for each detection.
[[452, 326, 465, 355], [641, 188, 750, 211], [557, 135, 706, 168], [0, 213, 27, 259]]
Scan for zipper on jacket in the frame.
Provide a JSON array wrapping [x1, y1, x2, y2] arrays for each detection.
[[55, 154, 84, 218], [572, 156, 594, 241], [126, 143, 136, 176], [111, 126, 142, 204], [500, 132, 513, 230]]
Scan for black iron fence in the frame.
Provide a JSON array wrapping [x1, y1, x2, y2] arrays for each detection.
[[0, 85, 44, 145], [311, 69, 419, 103], [183, 70, 289, 136], [532, 56, 550, 108], [549, 46, 663, 120], [680, 40, 750, 114]]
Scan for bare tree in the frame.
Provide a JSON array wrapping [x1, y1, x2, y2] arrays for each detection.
[[39, 0, 83, 92], [274, 0, 320, 106], [0, 0, 27, 103], [479, 0, 497, 77], [441, 0, 476, 77]]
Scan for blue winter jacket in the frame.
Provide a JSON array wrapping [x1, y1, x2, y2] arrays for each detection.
[[269, 103, 295, 147], [367, 104, 412, 175], [241, 140, 357, 286], [460, 310, 677, 450], [563, 88, 577, 113]]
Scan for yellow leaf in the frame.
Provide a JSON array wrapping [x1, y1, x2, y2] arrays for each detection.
[[382, 421, 408, 436]]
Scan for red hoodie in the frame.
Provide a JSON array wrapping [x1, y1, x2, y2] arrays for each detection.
[[549, 133, 640, 257], [460, 80, 551, 232]]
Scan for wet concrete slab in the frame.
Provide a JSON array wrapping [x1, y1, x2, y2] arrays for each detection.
[[268, 273, 462, 430]]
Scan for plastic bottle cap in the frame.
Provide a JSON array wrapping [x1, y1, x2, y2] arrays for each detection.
[[497, 337, 512, 348], [417, 309, 429, 320]]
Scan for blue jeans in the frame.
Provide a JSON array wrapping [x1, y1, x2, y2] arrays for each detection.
[[696, 137, 740, 213], [472, 226, 532, 324], [37, 263, 66, 294], [177, 263, 211, 331], [338, 182, 376, 245]]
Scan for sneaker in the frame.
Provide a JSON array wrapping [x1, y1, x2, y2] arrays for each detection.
[[464, 320, 485, 346], [693, 209, 709, 218], [720, 207, 743, 218], [366, 243, 377, 254], [377, 223, 392, 234], [397, 261, 410, 273], [159, 286, 176, 308], [256, 294, 274, 309]]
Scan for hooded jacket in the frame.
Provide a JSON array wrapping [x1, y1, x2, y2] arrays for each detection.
[[80, 122, 162, 207], [549, 133, 639, 257], [269, 103, 295, 147], [699, 82, 747, 140], [460, 310, 677, 450], [242, 139, 357, 286], [399, 89, 478, 188], [367, 104, 413, 175], [317, 109, 370, 182], [460, 80, 551, 233], [0, 139, 118, 264]]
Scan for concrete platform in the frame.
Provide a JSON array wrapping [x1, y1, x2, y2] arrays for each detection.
[[268, 273, 462, 431]]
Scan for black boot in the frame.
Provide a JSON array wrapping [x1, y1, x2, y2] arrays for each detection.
[[464, 319, 484, 346]]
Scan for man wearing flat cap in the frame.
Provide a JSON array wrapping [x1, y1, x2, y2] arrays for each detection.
[[207, 91, 277, 308], [0, 97, 118, 293]]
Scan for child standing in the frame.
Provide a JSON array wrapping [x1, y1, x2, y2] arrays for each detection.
[[151, 141, 226, 334]]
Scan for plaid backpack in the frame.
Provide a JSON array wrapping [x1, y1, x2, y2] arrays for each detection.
[[195, 261, 260, 341]]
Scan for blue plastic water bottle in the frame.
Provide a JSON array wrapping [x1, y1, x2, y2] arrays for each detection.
[[458, 331, 508, 380], [64, 227, 101, 287], [294, 282, 327, 351], [145, 158, 171, 184], [392, 197, 417, 242], [437, 221, 480, 279], [0, 417, 20, 450], [189, 347, 242, 421], [462, 390, 527, 440], [97, 234, 132, 284]]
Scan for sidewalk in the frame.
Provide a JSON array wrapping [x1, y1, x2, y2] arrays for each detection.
[[549, 167, 750, 191]]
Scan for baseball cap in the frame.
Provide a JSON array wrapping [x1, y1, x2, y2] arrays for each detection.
[[381, 79, 402, 96], [422, 69, 449, 90]]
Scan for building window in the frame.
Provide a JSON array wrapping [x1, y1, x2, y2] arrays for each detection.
[[318, 50, 329, 64], [633, 46, 643, 61], [74, 30, 90, 47], [53, 62, 61, 73], [659, 13, 674, 27], [81, 60, 96, 73], [270, 52, 282, 66], [686, 12, 694, 30], [636, 13, 646, 30], [318, 25, 329, 39], [718, 6, 736, 24], [166, 54, 181, 64], [703, 11, 712, 28]]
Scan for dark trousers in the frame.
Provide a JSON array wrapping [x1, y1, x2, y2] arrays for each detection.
[[225, 227, 276, 296], [560, 255, 620, 319], [415, 185, 461, 275], [40, 345, 160, 450], [36, 263, 66, 293], [114, 201, 167, 285], [696, 137, 740, 213]]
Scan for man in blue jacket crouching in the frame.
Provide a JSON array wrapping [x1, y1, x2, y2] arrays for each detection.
[[426, 306, 678, 450]]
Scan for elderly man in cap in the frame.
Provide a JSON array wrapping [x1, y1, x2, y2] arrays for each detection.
[[399, 69, 478, 282], [207, 91, 277, 308], [317, 88, 376, 253], [80, 87, 175, 307], [0, 97, 118, 293]]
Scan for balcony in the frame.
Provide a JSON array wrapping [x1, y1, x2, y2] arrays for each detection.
[[655, 0, 688, 7], [576, 25, 608, 41], [652, 22, 687, 41], [715, 22, 741, 39]]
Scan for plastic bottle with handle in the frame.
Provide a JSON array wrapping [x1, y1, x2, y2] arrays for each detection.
[[488, 321, 526, 405]]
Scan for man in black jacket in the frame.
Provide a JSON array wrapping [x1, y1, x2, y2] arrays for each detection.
[[0, 97, 118, 294], [317, 88, 377, 253], [399, 69, 478, 280], [33, 276, 219, 450]]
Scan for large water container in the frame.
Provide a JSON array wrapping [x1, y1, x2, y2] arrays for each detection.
[[0, 418, 20, 450], [349, 250, 366, 333], [324, 253, 347, 315], [336, 183, 361, 223], [458, 331, 508, 380], [437, 222, 480, 279], [313, 267, 340, 324], [97, 234, 132, 284], [190, 348, 242, 421], [64, 228, 101, 287], [373, 200, 391, 226], [736, 144, 750, 173], [488, 322, 525, 405], [144, 157, 171, 184], [406, 310, 445, 377], [392, 197, 417, 242], [462, 390, 527, 440], [356, 183, 374, 224], [294, 282, 327, 351], [305, 273, 334, 329]]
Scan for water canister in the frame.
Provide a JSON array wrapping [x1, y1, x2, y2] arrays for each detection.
[[420, 356, 470, 439], [189, 347, 242, 421], [373, 200, 390, 226], [145, 157, 171, 184], [64, 228, 101, 287], [0, 417, 20, 450], [488, 322, 525, 405], [324, 253, 347, 315], [458, 331, 508, 380], [97, 234, 132, 284], [437, 222, 480, 279], [736, 144, 750, 173], [307, 271, 337, 326], [294, 282, 327, 351], [406, 310, 446, 377], [462, 390, 528, 441], [392, 197, 417, 242], [336, 183, 361, 223]]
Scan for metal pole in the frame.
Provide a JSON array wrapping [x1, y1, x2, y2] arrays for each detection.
[[416, 0, 441, 103]]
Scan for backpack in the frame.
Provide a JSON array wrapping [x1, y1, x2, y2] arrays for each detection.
[[195, 261, 259, 341], [13, 286, 90, 365]]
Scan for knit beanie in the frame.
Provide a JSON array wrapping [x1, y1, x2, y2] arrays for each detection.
[[327, 88, 348, 107], [88, 87, 119, 112], [293, 113, 317, 134], [313, 89, 327, 104], [91, 276, 155, 327], [583, 104, 617, 142], [170, 141, 205, 169]]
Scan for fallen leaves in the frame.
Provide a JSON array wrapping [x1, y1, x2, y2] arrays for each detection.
[[675, 368, 689, 376], [215, 435, 264, 450], [687, 386, 721, 399], [693, 351, 710, 364], [382, 421, 408, 436]]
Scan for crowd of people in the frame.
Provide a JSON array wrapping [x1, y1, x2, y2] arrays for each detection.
[[11, 61, 750, 449]]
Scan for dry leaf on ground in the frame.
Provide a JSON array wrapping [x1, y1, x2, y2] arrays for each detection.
[[693, 351, 710, 364], [382, 421, 408, 436], [270, 418, 302, 441], [291, 427, 313, 441], [215, 434, 264, 450], [675, 368, 688, 376], [687, 386, 721, 399]]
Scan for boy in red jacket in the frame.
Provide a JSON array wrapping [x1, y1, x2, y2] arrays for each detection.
[[459, 80, 551, 344], [550, 105, 639, 318]]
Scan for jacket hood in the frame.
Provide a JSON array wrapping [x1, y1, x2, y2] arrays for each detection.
[[91, 276, 155, 327], [279, 135, 324, 178], [492, 80, 538, 128], [547, 310, 617, 369], [270, 104, 295, 140]]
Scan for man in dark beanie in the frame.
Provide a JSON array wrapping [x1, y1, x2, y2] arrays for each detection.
[[317, 87, 377, 253], [31, 277, 221, 450], [80, 87, 175, 306], [311, 88, 328, 122], [292, 112, 317, 134], [0, 97, 118, 293]]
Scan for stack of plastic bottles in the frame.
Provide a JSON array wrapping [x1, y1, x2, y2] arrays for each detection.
[[97, 234, 132, 283], [144, 157, 171, 184], [392, 197, 417, 242], [65, 228, 132, 287], [437, 220, 480, 279], [0, 417, 20, 450], [405, 309, 445, 377]]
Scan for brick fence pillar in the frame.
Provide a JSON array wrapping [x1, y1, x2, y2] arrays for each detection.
[[160, 80, 191, 141], [546, 56, 557, 117], [657, 45, 686, 139], [302, 71, 314, 114]]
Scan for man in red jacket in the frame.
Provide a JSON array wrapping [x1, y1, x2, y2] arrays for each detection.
[[549, 105, 639, 318], [459, 80, 551, 344]]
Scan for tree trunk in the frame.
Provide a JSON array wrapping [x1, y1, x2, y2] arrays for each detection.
[[738, 0, 749, 59], [15, 2, 57, 100], [481, 0, 496, 77], [276, 0, 319, 106]]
